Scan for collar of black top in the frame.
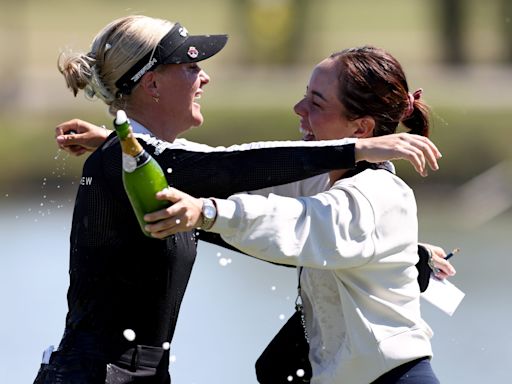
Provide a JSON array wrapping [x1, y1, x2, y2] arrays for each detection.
[[115, 23, 228, 95]]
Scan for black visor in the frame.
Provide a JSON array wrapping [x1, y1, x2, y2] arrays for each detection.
[[115, 23, 228, 95]]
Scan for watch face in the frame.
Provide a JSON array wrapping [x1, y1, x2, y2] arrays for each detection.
[[204, 205, 216, 219]]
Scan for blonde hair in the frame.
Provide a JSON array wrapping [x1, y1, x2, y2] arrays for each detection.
[[58, 15, 173, 115]]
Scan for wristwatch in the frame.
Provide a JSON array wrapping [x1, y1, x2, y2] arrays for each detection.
[[199, 198, 217, 230]]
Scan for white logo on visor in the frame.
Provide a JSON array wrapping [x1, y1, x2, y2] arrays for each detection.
[[187, 46, 199, 59], [131, 58, 158, 83]]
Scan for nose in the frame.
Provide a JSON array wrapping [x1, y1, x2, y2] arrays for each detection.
[[294, 98, 307, 117], [200, 70, 210, 85]]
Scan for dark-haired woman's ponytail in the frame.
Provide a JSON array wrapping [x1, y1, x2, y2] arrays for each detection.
[[401, 89, 430, 137]]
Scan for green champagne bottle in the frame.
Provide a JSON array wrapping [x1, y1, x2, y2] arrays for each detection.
[[113, 110, 169, 237]]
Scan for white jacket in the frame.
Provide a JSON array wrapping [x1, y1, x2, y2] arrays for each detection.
[[210, 167, 433, 384]]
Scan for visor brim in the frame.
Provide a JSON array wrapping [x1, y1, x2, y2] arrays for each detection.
[[162, 34, 228, 64]]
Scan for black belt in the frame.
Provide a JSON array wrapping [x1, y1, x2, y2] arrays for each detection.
[[105, 345, 169, 383], [113, 345, 166, 372]]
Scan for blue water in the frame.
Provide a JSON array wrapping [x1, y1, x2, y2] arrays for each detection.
[[0, 199, 510, 383]]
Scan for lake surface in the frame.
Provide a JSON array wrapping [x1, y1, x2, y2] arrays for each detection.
[[0, 198, 510, 384]]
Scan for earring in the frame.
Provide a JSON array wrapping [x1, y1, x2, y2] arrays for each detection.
[[153, 94, 160, 103]]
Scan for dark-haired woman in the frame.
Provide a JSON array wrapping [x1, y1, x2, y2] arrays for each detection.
[[145, 46, 443, 383]]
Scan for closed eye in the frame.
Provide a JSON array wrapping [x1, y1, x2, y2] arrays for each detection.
[[303, 93, 321, 108]]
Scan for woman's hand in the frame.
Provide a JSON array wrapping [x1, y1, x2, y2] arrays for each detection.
[[55, 119, 111, 156], [144, 187, 204, 239], [355, 133, 442, 177], [421, 243, 457, 279]]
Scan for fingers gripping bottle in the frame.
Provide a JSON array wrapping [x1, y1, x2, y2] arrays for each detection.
[[113, 110, 169, 237]]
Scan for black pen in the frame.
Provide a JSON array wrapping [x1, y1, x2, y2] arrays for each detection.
[[444, 248, 460, 261]]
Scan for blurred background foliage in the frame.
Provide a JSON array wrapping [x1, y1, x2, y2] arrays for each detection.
[[0, 0, 511, 195], [2, 4, 510, 382]]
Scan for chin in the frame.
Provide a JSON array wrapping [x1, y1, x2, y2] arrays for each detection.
[[190, 104, 204, 126]]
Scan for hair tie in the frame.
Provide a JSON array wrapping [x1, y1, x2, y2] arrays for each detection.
[[402, 88, 423, 121]]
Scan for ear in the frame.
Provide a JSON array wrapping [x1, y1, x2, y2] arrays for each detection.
[[353, 117, 375, 138], [138, 72, 159, 98]]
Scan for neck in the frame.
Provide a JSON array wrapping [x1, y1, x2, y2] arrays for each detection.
[[128, 105, 179, 143]]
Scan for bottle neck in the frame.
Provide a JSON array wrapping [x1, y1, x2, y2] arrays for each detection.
[[115, 121, 144, 157], [120, 134, 144, 157]]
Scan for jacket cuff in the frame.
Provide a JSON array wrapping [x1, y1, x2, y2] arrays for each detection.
[[208, 198, 238, 236]]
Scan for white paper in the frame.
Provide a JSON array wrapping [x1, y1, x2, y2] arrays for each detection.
[[421, 276, 465, 316]]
